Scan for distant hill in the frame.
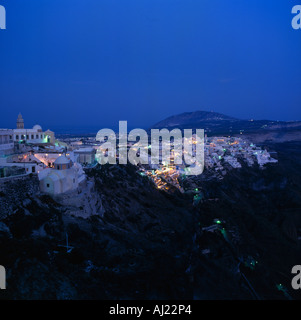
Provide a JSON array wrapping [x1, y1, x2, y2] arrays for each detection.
[[151, 111, 301, 142], [152, 111, 237, 128]]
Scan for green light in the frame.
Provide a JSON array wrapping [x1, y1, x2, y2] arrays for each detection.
[[195, 188, 198, 191]]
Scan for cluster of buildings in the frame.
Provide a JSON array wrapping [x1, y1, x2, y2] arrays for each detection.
[[1, 115, 278, 196], [0, 115, 97, 196], [137, 135, 277, 192], [203, 136, 277, 171], [66, 132, 277, 194], [141, 166, 184, 193]]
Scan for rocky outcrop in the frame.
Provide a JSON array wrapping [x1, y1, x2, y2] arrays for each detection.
[[53, 179, 104, 219], [0, 174, 40, 220]]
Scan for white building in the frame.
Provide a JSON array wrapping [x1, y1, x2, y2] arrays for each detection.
[[0, 129, 14, 156], [0, 150, 46, 174], [74, 147, 96, 165], [39, 155, 86, 195], [13, 114, 55, 144]]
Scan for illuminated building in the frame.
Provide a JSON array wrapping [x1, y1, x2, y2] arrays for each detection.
[[13, 114, 55, 144], [40, 155, 86, 195]]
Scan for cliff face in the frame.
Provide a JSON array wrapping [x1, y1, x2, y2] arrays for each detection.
[[0, 175, 40, 220], [0, 165, 199, 300], [53, 179, 105, 219], [0, 174, 104, 221], [1, 143, 301, 300]]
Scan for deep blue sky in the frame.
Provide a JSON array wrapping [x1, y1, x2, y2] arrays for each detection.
[[0, 0, 300, 132]]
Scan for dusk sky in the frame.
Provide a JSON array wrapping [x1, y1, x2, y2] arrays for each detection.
[[0, 0, 300, 132]]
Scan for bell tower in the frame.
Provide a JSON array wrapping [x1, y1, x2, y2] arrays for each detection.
[[17, 113, 24, 129]]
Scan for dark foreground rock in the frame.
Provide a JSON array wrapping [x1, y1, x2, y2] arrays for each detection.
[[1, 142, 301, 300]]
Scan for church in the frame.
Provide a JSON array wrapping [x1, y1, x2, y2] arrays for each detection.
[[39, 155, 86, 195], [13, 113, 55, 144]]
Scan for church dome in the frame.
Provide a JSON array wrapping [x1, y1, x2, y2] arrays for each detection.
[[54, 155, 72, 170], [33, 124, 42, 132], [54, 155, 70, 165]]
